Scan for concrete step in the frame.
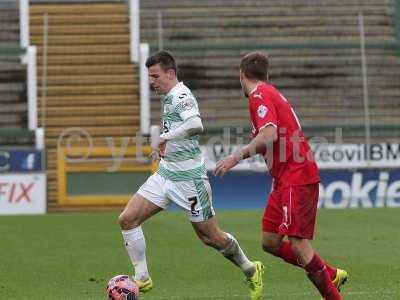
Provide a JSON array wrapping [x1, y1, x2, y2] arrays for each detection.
[[0, 61, 25, 72], [31, 23, 129, 35], [42, 105, 139, 116], [43, 84, 138, 96], [30, 14, 128, 26], [30, 3, 126, 15], [0, 83, 25, 92], [0, 72, 26, 83], [38, 64, 134, 76], [39, 74, 137, 85], [141, 0, 393, 9], [36, 54, 130, 65], [141, 15, 393, 28], [44, 115, 139, 127], [144, 35, 395, 46], [141, 5, 393, 18], [0, 92, 25, 103], [39, 94, 138, 106], [142, 26, 393, 40], [0, 103, 27, 113], [35, 45, 129, 56], [31, 34, 129, 46], [45, 126, 139, 138], [0, 115, 25, 125]]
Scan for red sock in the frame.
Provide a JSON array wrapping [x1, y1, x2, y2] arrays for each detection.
[[324, 262, 337, 281], [276, 241, 300, 266], [276, 241, 337, 280], [305, 254, 342, 300]]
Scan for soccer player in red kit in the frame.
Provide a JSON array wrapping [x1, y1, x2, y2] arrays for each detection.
[[215, 52, 348, 300]]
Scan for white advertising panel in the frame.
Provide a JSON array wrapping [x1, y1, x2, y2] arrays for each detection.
[[0, 173, 46, 215], [201, 143, 400, 171]]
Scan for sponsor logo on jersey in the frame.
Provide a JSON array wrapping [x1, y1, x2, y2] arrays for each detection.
[[257, 105, 268, 118], [253, 92, 263, 99], [178, 93, 188, 99], [182, 99, 194, 110]]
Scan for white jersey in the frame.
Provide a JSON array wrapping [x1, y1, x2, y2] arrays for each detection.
[[157, 82, 207, 181]]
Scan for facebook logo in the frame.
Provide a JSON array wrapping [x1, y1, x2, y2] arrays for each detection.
[[22, 153, 36, 170], [0, 150, 42, 172]]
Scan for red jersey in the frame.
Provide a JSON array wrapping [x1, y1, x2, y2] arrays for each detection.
[[248, 82, 320, 186]]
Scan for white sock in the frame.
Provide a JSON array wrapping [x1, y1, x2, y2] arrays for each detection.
[[220, 232, 255, 278], [121, 226, 149, 281]]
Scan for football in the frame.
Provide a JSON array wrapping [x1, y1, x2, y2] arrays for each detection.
[[106, 275, 139, 300]]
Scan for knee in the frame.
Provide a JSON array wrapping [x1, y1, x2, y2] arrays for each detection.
[[261, 234, 282, 255], [261, 240, 280, 255], [118, 213, 141, 230], [199, 235, 214, 247], [288, 238, 311, 264], [289, 241, 302, 256]]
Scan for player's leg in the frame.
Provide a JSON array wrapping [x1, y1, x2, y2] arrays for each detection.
[[262, 233, 338, 281], [260, 189, 286, 254], [262, 234, 338, 281], [261, 189, 305, 266], [118, 173, 167, 291], [191, 216, 256, 277], [177, 178, 256, 276], [262, 185, 343, 279], [167, 178, 263, 299], [192, 216, 264, 300], [288, 237, 342, 300], [279, 184, 342, 300]]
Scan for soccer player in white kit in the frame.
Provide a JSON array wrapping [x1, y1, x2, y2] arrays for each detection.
[[118, 51, 264, 300]]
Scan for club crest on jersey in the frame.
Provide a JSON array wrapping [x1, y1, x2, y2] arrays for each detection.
[[257, 105, 268, 118], [164, 104, 173, 113]]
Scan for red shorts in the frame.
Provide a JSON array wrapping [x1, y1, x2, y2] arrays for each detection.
[[262, 183, 319, 240]]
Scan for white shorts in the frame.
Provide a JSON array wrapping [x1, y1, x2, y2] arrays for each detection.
[[137, 173, 215, 222]]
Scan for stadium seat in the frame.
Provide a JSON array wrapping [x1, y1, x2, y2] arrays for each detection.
[[141, 0, 400, 143], [0, 0, 29, 146]]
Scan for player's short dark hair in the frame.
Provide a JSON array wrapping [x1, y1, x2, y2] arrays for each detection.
[[145, 50, 177, 74], [240, 51, 269, 81]]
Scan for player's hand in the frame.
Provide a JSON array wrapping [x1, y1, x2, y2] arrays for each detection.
[[214, 154, 240, 177], [150, 150, 161, 161], [150, 138, 167, 162], [158, 138, 167, 157]]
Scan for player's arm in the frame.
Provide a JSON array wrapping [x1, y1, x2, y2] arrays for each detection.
[[162, 93, 202, 141], [237, 125, 277, 160], [152, 95, 202, 160], [160, 116, 203, 141], [215, 92, 278, 177], [214, 125, 277, 177], [151, 117, 202, 161]]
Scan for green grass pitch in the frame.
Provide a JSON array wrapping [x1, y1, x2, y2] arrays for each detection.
[[1, 208, 399, 299]]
